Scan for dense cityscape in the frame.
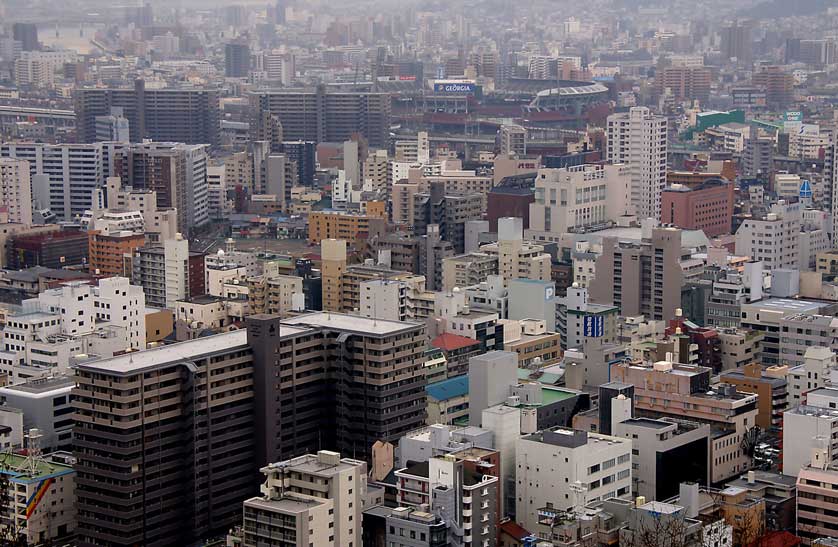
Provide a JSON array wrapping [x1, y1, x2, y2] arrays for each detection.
[[0, 0, 837, 546]]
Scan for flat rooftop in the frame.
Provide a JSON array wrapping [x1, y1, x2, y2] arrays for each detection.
[[244, 494, 326, 515], [743, 298, 825, 314], [281, 311, 423, 336], [0, 376, 74, 395], [0, 452, 74, 483], [75, 329, 249, 375]]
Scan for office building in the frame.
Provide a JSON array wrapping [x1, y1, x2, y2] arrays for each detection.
[[6, 229, 89, 270], [251, 86, 391, 147], [225, 41, 251, 77], [661, 178, 734, 237], [610, 360, 759, 483], [528, 164, 631, 239], [720, 363, 788, 430], [797, 451, 838, 546], [752, 66, 795, 108], [73, 331, 254, 547], [0, 376, 74, 451], [588, 226, 684, 321], [75, 80, 220, 145], [499, 124, 527, 156], [307, 207, 386, 245], [516, 427, 632, 532], [413, 189, 483, 254], [606, 107, 668, 221], [238, 451, 365, 547], [247, 312, 427, 466], [87, 230, 145, 277], [0, 158, 32, 226]]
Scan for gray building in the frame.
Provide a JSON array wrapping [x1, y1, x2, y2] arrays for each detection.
[[779, 313, 838, 368], [386, 507, 449, 547], [508, 278, 557, 332], [0, 376, 74, 451], [741, 298, 836, 366], [247, 312, 428, 466], [468, 351, 518, 426]]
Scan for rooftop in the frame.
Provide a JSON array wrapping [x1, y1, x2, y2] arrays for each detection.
[[426, 376, 469, 401], [0, 453, 74, 483], [743, 298, 825, 314], [75, 329, 249, 375], [0, 376, 74, 395], [431, 332, 481, 352], [281, 311, 423, 336]]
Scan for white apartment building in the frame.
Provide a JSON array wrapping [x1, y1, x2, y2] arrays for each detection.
[[735, 201, 801, 271], [528, 164, 631, 238], [516, 427, 632, 532], [0, 143, 109, 220], [240, 451, 365, 547], [788, 346, 838, 407], [0, 158, 32, 225], [206, 165, 227, 219], [606, 106, 668, 221]]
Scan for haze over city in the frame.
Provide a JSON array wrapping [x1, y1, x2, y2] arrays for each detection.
[[0, 0, 837, 546]]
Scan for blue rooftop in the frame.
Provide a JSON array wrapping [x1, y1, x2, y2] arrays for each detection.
[[426, 376, 469, 401]]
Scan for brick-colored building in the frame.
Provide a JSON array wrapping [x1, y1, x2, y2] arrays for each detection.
[[308, 208, 385, 245], [88, 230, 146, 277], [661, 177, 734, 237]]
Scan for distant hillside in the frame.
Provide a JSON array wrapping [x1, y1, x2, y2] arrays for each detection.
[[738, 0, 832, 18]]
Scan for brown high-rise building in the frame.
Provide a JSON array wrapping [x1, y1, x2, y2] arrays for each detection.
[[75, 79, 220, 145], [655, 66, 712, 101], [250, 85, 391, 147], [247, 312, 427, 467], [752, 66, 795, 108], [72, 331, 255, 547]]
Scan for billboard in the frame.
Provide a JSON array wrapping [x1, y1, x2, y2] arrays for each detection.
[[583, 316, 605, 338], [433, 82, 476, 94]]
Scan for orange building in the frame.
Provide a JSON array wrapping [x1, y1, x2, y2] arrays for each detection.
[[88, 230, 146, 277], [308, 206, 386, 245]]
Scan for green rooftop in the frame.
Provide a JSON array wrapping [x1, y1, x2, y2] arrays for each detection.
[[0, 453, 74, 484], [541, 387, 578, 405]]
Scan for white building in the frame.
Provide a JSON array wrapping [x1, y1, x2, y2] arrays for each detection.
[[783, 387, 838, 478], [516, 427, 632, 532], [240, 450, 365, 547], [788, 346, 838, 407], [735, 201, 801, 271], [606, 107, 668, 221], [1, 142, 110, 220], [528, 164, 631, 239], [0, 158, 32, 225]]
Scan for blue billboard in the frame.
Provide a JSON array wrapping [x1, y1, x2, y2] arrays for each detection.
[[583, 315, 604, 338], [434, 82, 476, 94]]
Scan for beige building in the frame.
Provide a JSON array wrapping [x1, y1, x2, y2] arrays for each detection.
[[717, 327, 763, 371], [321, 239, 347, 312], [528, 164, 631, 239], [479, 217, 551, 287], [249, 274, 304, 317], [441, 252, 498, 291], [239, 451, 366, 547], [502, 318, 562, 367]]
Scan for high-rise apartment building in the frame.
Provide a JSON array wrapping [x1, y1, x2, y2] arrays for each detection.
[[247, 311, 427, 466], [655, 66, 712, 101], [251, 86, 391, 147], [114, 142, 209, 232], [607, 107, 667, 221], [1, 142, 108, 221], [588, 226, 683, 321], [0, 158, 32, 225], [734, 201, 801, 271], [721, 21, 753, 63], [72, 331, 255, 547], [499, 124, 527, 156], [239, 451, 365, 547], [75, 80, 220, 145]]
